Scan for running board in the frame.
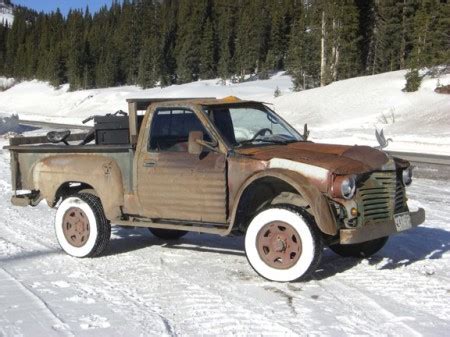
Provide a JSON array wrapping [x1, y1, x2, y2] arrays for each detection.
[[114, 217, 231, 236]]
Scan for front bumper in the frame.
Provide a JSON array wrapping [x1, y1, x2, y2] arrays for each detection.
[[339, 208, 425, 244]]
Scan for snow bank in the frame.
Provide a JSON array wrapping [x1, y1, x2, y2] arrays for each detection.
[[0, 77, 15, 91], [0, 70, 448, 154], [0, 73, 293, 125], [273, 70, 450, 154]]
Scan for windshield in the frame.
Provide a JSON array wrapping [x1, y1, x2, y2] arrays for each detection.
[[207, 105, 302, 148]]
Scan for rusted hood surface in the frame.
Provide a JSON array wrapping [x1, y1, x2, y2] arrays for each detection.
[[237, 142, 389, 175]]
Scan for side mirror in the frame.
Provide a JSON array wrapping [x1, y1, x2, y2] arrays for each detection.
[[188, 131, 204, 155]]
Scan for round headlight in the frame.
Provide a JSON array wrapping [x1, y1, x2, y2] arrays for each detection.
[[402, 167, 413, 186], [332, 175, 356, 199], [341, 176, 356, 199]]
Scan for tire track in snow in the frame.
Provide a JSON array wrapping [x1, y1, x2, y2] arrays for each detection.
[[315, 276, 422, 337], [0, 216, 174, 336], [0, 266, 74, 337], [134, 248, 321, 336]]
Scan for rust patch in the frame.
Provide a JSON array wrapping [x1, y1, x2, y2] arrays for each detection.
[[238, 142, 389, 175]]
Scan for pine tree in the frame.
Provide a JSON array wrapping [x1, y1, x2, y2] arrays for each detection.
[[138, 36, 161, 88], [96, 47, 118, 88], [199, 18, 216, 79], [137, 0, 161, 88], [117, 0, 142, 85], [408, 0, 449, 71], [159, 0, 178, 86], [48, 43, 67, 87], [266, 3, 288, 71], [286, 4, 308, 90], [175, 0, 207, 83], [333, 1, 361, 80], [0, 23, 7, 74], [367, 0, 417, 75], [66, 9, 86, 90], [235, 0, 269, 78], [216, 1, 235, 81]]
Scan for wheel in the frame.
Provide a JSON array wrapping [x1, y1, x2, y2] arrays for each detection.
[[55, 193, 111, 258], [329, 237, 388, 258], [148, 228, 187, 240], [245, 205, 323, 282]]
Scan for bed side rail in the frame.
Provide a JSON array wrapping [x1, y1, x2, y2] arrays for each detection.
[[7, 132, 88, 146]]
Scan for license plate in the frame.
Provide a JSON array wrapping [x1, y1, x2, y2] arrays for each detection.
[[394, 212, 412, 232]]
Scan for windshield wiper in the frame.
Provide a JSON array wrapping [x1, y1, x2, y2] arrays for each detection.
[[239, 139, 291, 146]]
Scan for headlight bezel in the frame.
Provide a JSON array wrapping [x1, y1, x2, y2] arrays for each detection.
[[332, 175, 357, 200]]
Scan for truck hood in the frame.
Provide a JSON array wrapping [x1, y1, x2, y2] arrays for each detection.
[[237, 142, 390, 175]]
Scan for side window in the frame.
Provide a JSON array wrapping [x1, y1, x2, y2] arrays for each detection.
[[149, 109, 210, 152]]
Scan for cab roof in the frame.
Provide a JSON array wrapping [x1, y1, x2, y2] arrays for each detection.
[[126, 96, 262, 110]]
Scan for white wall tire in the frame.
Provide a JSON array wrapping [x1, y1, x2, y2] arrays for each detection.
[[245, 206, 323, 282], [55, 193, 111, 258]]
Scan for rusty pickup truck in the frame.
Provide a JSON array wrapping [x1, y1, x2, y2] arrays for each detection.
[[5, 96, 425, 282]]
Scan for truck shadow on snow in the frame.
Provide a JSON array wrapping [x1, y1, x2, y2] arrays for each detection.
[[313, 226, 450, 281], [109, 226, 450, 281], [108, 227, 246, 257]]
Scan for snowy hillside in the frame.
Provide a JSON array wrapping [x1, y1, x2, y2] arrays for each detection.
[[0, 70, 449, 154], [0, 1, 13, 26]]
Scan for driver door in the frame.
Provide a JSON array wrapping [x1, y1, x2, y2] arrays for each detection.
[[136, 107, 227, 223]]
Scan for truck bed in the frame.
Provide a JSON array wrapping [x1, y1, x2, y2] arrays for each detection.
[[5, 134, 134, 194]]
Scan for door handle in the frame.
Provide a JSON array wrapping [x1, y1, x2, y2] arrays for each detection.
[[143, 160, 157, 168]]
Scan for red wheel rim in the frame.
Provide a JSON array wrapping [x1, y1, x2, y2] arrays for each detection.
[[62, 207, 90, 248], [256, 221, 302, 269]]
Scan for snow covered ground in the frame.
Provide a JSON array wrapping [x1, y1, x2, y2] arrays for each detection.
[[0, 70, 449, 154], [0, 131, 449, 336]]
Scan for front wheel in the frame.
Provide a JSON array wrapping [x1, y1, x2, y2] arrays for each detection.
[[329, 237, 388, 258], [245, 206, 323, 282], [55, 193, 111, 258]]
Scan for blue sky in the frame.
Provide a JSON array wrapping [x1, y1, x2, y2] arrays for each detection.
[[13, 1, 118, 15]]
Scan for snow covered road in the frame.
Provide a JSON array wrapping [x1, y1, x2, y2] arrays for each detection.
[[0, 138, 449, 336]]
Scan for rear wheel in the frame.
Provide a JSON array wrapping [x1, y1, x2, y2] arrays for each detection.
[[55, 193, 111, 257], [245, 205, 323, 282], [329, 237, 388, 258], [148, 228, 187, 240]]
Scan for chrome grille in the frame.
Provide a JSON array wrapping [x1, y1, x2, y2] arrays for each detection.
[[356, 172, 405, 223]]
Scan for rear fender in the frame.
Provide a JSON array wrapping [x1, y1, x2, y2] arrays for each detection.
[[32, 155, 124, 219]]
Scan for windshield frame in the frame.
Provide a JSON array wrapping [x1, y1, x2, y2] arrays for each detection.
[[204, 102, 303, 149]]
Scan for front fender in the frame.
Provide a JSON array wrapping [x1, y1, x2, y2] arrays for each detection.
[[32, 155, 124, 219], [229, 168, 337, 236]]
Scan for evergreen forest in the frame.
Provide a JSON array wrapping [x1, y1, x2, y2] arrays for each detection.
[[0, 0, 448, 91]]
